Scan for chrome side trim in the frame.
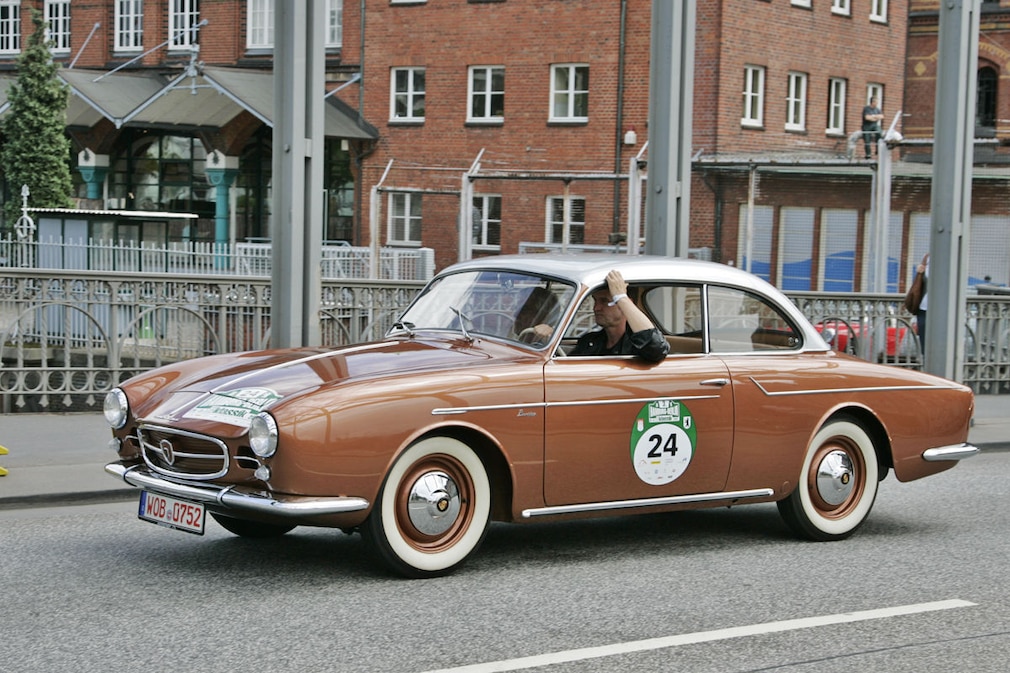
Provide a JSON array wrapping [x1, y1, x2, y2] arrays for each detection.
[[521, 488, 775, 518], [432, 394, 721, 416], [105, 462, 370, 517], [750, 377, 951, 397], [922, 443, 980, 462]]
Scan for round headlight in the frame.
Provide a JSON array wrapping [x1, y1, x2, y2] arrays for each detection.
[[248, 413, 278, 458], [104, 388, 129, 429]]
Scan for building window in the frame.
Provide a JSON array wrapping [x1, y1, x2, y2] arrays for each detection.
[[115, 0, 143, 51], [0, 0, 20, 55], [472, 194, 501, 249], [246, 0, 340, 49], [832, 0, 851, 15], [547, 196, 585, 245], [779, 207, 815, 291], [247, 0, 272, 48], [820, 209, 858, 291], [791, 0, 812, 7], [390, 67, 426, 122], [325, 0, 343, 48], [550, 64, 589, 122], [169, 0, 200, 49], [827, 77, 847, 135], [870, 0, 887, 23], [977, 67, 997, 134], [44, 1, 70, 54], [388, 192, 422, 245], [866, 83, 884, 115], [469, 66, 505, 123], [786, 72, 807, 132], [742, 65, 764, 128]]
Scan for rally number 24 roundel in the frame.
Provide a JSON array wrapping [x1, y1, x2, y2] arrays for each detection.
[[630, 400, 696, 485]]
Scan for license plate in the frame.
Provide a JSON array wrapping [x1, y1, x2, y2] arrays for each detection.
[[138, 491, 206, 535]]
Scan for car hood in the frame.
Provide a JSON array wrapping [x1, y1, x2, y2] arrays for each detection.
[[130, 337, 510, 429]]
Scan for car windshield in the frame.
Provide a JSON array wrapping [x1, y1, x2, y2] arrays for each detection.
[[391, 270, 577, 348]]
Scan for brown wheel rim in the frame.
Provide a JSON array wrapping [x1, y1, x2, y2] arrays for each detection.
[[393, 453, 476, 553], [806, 436, 866, 520]]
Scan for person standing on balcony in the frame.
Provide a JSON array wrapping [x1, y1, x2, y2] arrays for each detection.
[[862, 97, 884, 160]]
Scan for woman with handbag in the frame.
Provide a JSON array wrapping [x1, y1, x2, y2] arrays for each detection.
[[906, 253, 929, 353]]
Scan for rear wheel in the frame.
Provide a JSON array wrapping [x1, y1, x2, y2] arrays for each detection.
[[363, 437, 491, 578], [210, 512, 295, 538], [778, 418, 879, 541]]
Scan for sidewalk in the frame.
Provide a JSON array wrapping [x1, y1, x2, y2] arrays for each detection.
[[1, 396, 1008, 508]]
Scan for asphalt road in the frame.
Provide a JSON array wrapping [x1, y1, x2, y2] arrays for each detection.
[[1, 452, 1008, 673]]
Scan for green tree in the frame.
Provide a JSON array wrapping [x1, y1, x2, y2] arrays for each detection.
[[1, 8, 73, 229]]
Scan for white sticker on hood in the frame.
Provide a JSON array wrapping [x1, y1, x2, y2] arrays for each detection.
[[183, 387, 282, 427]]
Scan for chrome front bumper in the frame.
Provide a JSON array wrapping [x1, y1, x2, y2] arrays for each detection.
[[105, 462, 370, 518], [922, 442, 980, 462]]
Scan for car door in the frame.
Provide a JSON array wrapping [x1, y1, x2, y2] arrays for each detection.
[[543, 355, 734, 506], [542, 283, 734, 506]]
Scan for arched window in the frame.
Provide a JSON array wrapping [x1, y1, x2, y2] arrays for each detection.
[[976, 67, 997, 135]]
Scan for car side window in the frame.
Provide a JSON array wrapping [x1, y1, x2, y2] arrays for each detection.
[[707, 286, 801, 353], [640, 284, 705, 354]]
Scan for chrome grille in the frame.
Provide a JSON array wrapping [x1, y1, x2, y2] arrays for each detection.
[[138, 425, 230, 479]]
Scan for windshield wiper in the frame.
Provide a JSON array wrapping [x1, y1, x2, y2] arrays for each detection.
[[390, 320, 416, 337], [450, 306, 474, 342]]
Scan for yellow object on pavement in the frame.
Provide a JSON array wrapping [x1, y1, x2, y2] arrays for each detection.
[[0, 443, 8, 476]]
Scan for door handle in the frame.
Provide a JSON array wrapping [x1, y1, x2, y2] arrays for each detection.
[[700, 378, 730, 387]]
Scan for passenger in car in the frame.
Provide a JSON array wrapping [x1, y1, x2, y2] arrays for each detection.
[[570, 270, 670, 362]]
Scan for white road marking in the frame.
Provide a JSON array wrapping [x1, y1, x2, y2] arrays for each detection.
[[419, 599, 976, 673]]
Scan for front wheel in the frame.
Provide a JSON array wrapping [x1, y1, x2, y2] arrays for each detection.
[[777, 418, 879, 541], [363, 437, 491, 578]]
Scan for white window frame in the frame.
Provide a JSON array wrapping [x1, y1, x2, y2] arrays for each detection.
[[388, 192, 422, 246], [44, 1, 70, 54], [870, 0, 888, 23], [390, 67, 426, 122], [742, 65, 764, 128], [791, 0, 812, 7], [546, 195, 586, 245], [325, 0, 343, 48], [785, 72, 807, 132], [0, 0, 20, 55], [246, 0, 272, 49], [468, 66, 505, 124], [472, 194, 502, 250], [549, 64, 589, 123], [866, 83, 884, 111], [831, 0, 851, 15], [245, 0, 340, 50], [169, 0, 200, 49], [115, 0, 143, 52], [827, 77, 847, 135]]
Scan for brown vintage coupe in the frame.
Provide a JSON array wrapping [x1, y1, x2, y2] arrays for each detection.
[[105, 255, 978, 577]]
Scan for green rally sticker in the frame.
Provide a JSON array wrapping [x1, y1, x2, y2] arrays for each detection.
[[630, 400, 696, 485]]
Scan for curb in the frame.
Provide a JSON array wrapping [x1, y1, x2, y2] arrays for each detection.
[[0, 489, 137, 510]]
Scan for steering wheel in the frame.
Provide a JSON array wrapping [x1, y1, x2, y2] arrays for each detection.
[[517, 327, 541, 344]]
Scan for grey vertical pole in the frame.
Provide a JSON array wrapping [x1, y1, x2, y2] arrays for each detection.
[[925, 0, 978, 380], [644, 0, 695, 258], [272, 0, 325, 347]]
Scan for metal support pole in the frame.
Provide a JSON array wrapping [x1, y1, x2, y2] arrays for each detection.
[[272, 1, 325, 347], [926, 0, 979, 380], [644, 0, 695, 257]]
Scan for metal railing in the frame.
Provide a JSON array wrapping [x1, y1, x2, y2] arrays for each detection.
[[3, 268, 1010, 412], [0, 236, 436, 281]]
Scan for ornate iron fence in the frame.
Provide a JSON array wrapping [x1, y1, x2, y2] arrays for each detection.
[[0, 269, 425, 412], [3, 268, 1009, 412]]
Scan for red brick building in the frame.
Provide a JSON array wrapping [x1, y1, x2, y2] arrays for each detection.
[[6, 1, 1002, 288]]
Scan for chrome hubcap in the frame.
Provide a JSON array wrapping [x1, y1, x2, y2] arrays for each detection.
[[815, 450, 855, 506], [406, 471, 461, 536]]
